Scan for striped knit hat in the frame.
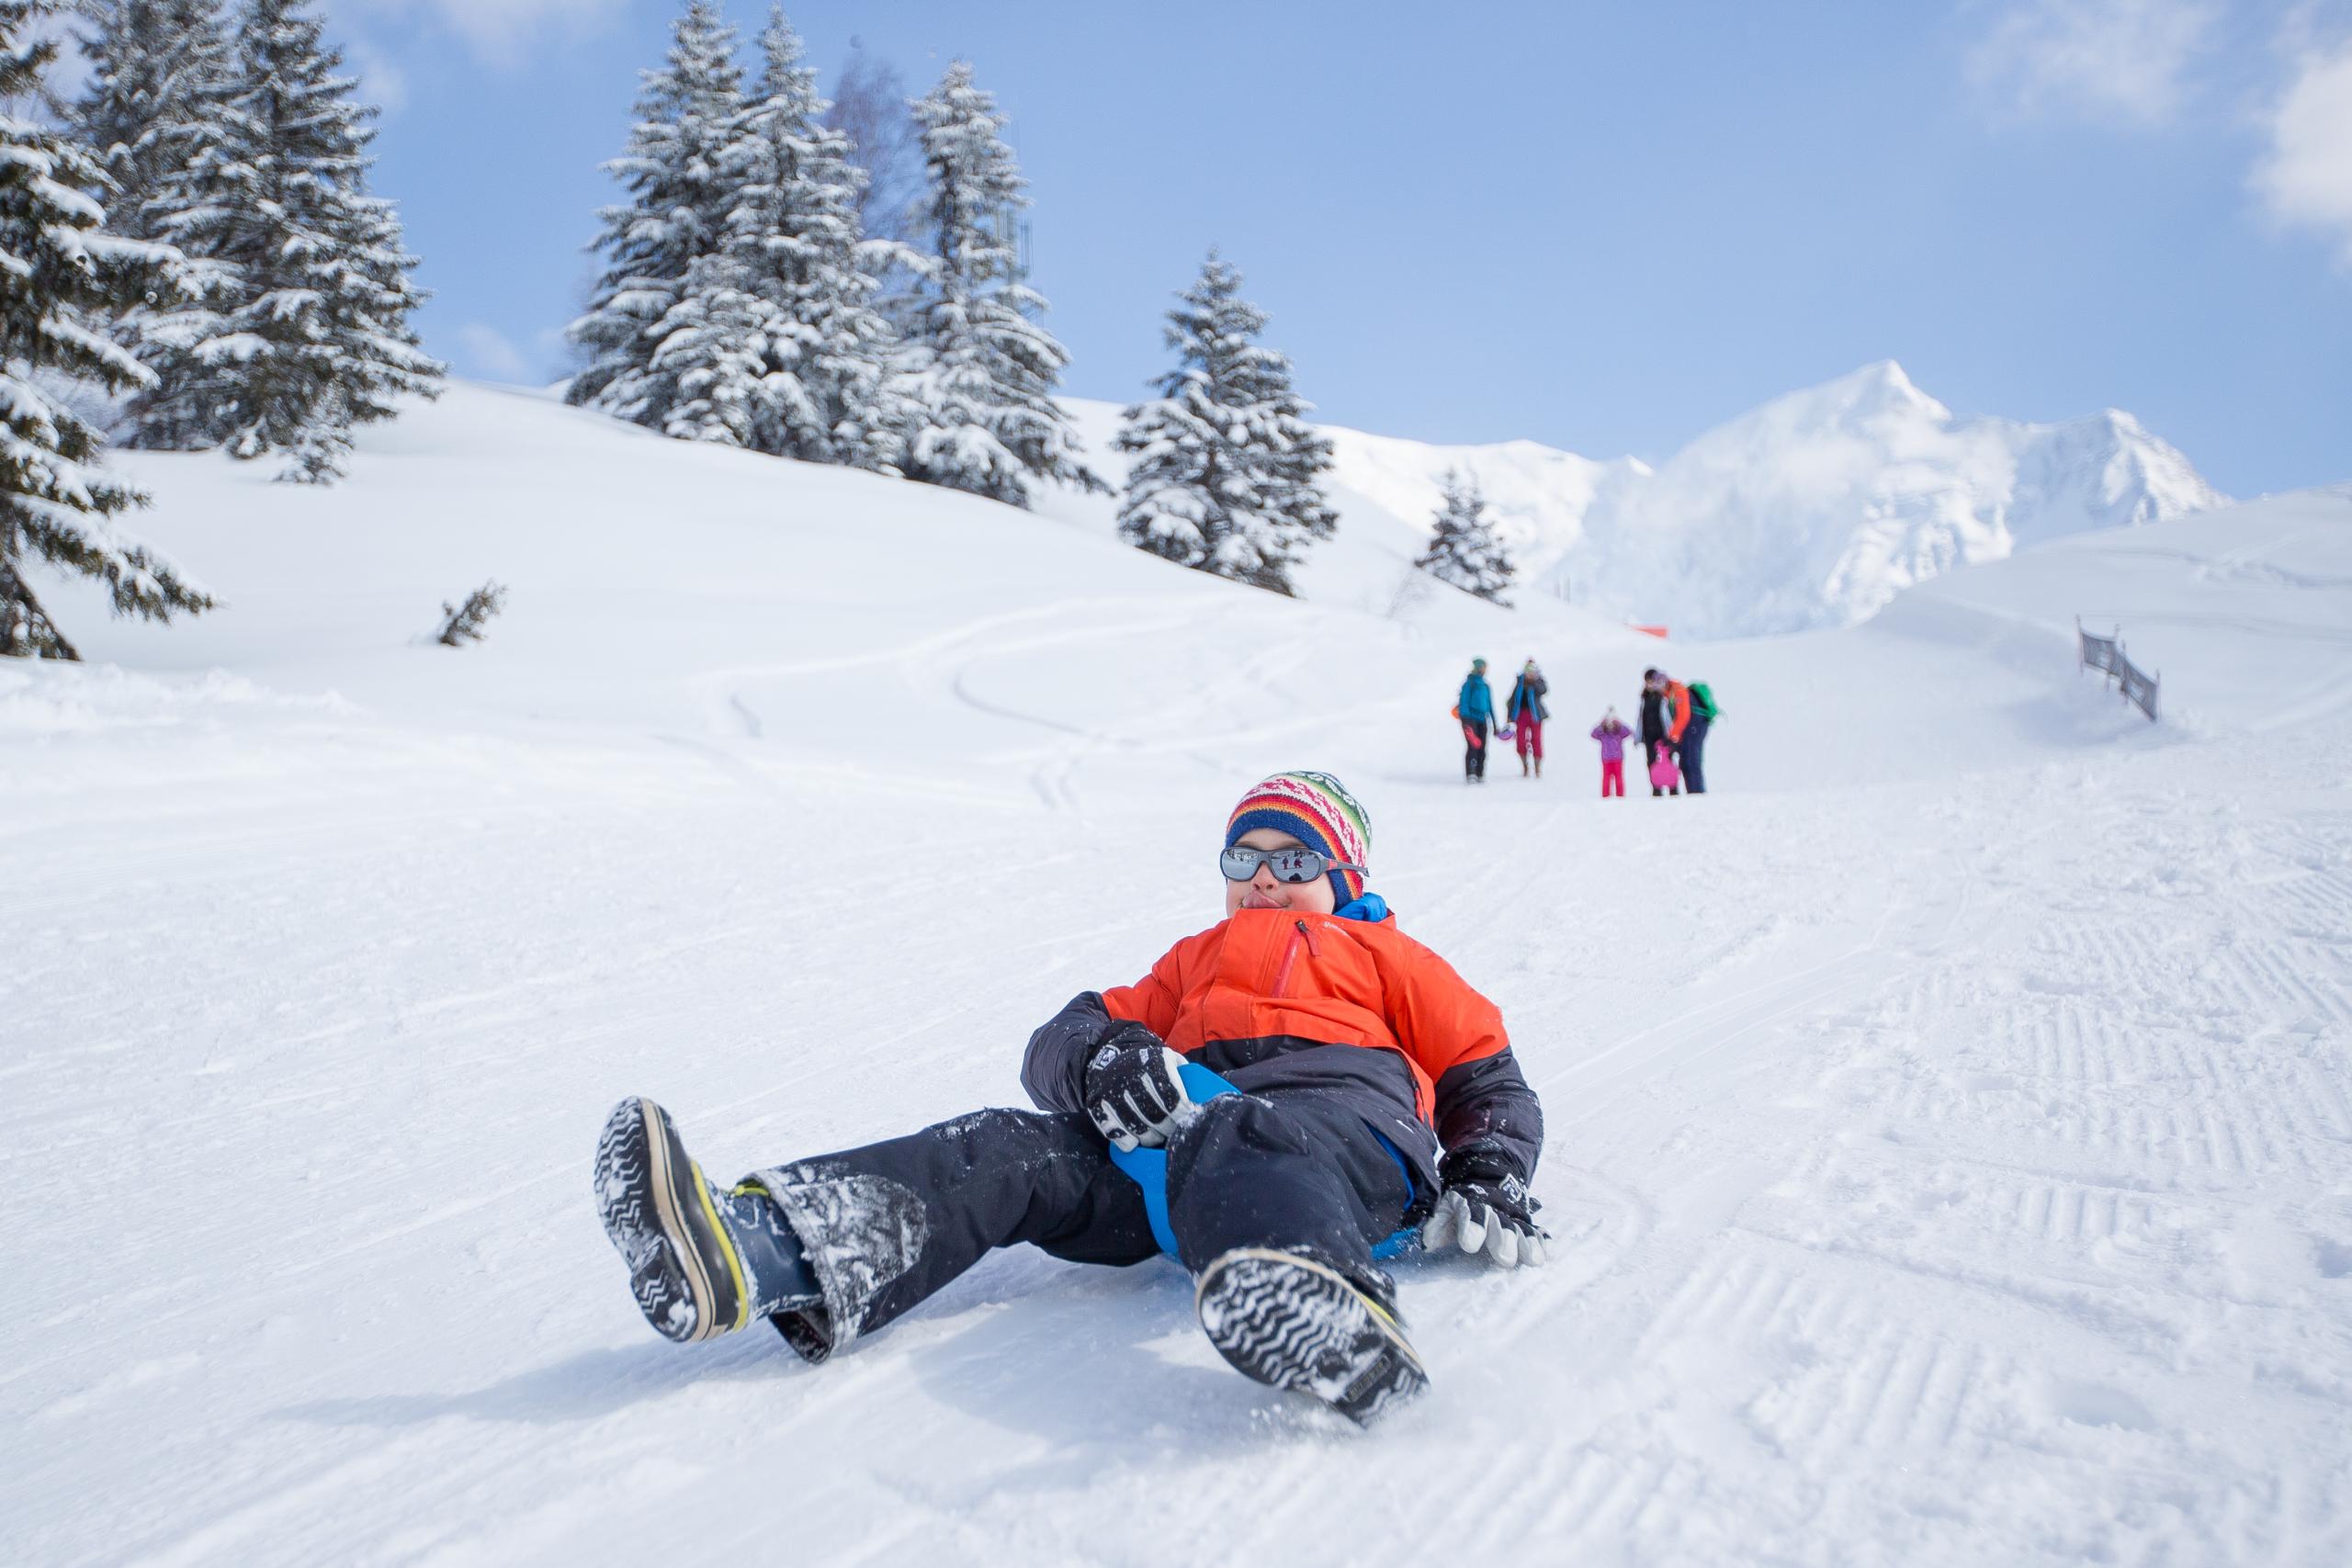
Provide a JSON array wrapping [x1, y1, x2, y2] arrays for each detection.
[[1224, 771, 1374, 906]]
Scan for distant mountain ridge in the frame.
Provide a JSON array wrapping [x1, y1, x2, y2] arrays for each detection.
[[1058, 361, 2228, 638], [1537, 360, 2227, 636]]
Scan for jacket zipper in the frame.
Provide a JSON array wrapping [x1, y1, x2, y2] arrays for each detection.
[[1272, 919, 1319, 998], [1271, 921, 1304, 998]]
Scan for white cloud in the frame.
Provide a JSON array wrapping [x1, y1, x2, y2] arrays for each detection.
[[331, 0, 634, 68], [345, 39, 409, 114], [1967, 0, 2220, 124], [455, 323, 531, 380], [2254, 33, 2352, 261]]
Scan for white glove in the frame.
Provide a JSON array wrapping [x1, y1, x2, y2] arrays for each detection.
[[1420, 1177, 1546, 1269]]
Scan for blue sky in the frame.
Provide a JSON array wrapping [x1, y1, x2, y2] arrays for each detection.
[[321, 0, 2351, 497]]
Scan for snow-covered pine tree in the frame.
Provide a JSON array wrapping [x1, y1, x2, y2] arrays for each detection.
[[568, 0, 744, 435], [73, 0, 240, 451], [1115, 252, 1337, 596], [896, 61, 1098, 507], [193, 0, 440, 482], [0, 0, 212, 660], [73, 0, 232, 235], [1415, 468, 1515, 604], [663, 7, 899, 468]]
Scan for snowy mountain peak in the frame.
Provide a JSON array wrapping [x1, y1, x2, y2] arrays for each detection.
[[1528, 364, 2229, 637], [1807, 357, 1951, 424]]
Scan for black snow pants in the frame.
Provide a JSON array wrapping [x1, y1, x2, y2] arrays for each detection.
[[745, 1090, 1417, 1362], [1464, 717, 1489, 779], [1679, 718, 1710, 794]]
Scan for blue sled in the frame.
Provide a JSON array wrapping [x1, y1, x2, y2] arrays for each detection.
[[1107, 1062, 1419, 1262]]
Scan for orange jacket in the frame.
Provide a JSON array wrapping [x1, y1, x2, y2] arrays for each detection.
[[1664, 680, 1692, 742], [1100, 907, 1508, 1123]]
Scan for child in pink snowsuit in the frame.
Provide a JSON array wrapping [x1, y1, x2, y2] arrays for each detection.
[[1591, 709, 1635, 798]]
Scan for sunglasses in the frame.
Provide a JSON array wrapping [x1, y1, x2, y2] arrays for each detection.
[[1219, 845, 1365, 884]]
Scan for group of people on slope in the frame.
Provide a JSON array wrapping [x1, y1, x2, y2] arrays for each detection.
[[1456, 659, 1720, 797], [1452, 658, 1553, 783]]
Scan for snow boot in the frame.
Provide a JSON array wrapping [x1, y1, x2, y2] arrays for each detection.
[[594, 1097, 819, 1343], [1194, 1247, 1428, 1426]]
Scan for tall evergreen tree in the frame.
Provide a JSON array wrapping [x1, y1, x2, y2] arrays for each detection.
[[0, 0, 211, 660], [1115, 252, 1336, 596], [209, 0, 440, 481], [568, 0, 744, 435], [110, 0, 439, 478], [1415, 468, 1515, 604], [660, 7, 899, 468], [73, 0, 232, 240], [896, 61, 1098, 507], [74, 0, 240, 451]]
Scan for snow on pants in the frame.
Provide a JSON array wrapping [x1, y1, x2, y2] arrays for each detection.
[[753, 1091, 1416, 1359], [1679, 719, 1710, 795], [1601, 758, 1624, 797], [1514, 718, 1544, 761], [1463, 718, 1489, 778]]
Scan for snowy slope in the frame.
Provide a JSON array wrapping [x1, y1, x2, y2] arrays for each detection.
[[1050, 364, 2223, 640], [3, 389, 2348, 1567]]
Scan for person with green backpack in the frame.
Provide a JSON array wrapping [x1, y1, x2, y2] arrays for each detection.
[[1675, 679, 1722, 794]]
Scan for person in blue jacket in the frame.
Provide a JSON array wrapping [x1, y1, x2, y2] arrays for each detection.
[[1456, 658, 1497, 784]]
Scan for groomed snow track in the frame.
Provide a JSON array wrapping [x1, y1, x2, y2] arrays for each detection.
[[3, 390, 2346, 1566]]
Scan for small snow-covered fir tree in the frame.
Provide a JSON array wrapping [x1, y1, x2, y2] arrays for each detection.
[[895, 61, 1098, 507], [1115, 252, 1336, 596], [0, 0, 212, 660], [435, 581, 506, 647], [667, 7, 899, 468], [1415, 468, 1515, 604], [568, 0, 744, 435]]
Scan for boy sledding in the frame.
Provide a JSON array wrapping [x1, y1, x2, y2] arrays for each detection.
[[594, 771, 1546, 1425]]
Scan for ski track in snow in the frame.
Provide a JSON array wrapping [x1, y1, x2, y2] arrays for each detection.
[[4, 394, 2350, 1566]]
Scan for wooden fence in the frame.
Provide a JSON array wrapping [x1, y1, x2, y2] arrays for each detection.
[[2077, 618, 2159, 721]]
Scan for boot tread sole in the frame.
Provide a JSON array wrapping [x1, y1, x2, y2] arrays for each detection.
[[1194, 1247, 1428, 1427]]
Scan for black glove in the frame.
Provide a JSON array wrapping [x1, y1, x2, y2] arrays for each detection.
[[1081, 1029, 1192, 1152], [1421, 1158, 1545, 1269]]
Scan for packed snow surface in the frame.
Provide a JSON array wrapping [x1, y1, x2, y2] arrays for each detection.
[[3, 386, 2347, 1566]]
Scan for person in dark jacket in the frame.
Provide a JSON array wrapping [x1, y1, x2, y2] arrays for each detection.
[[1677, 680, 1719, 795], [1457, 658, 1497, 783], [591, 772, 1545, 1427], [1638, 668, 1676, 797], [1507, 660, 1549, 778]]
